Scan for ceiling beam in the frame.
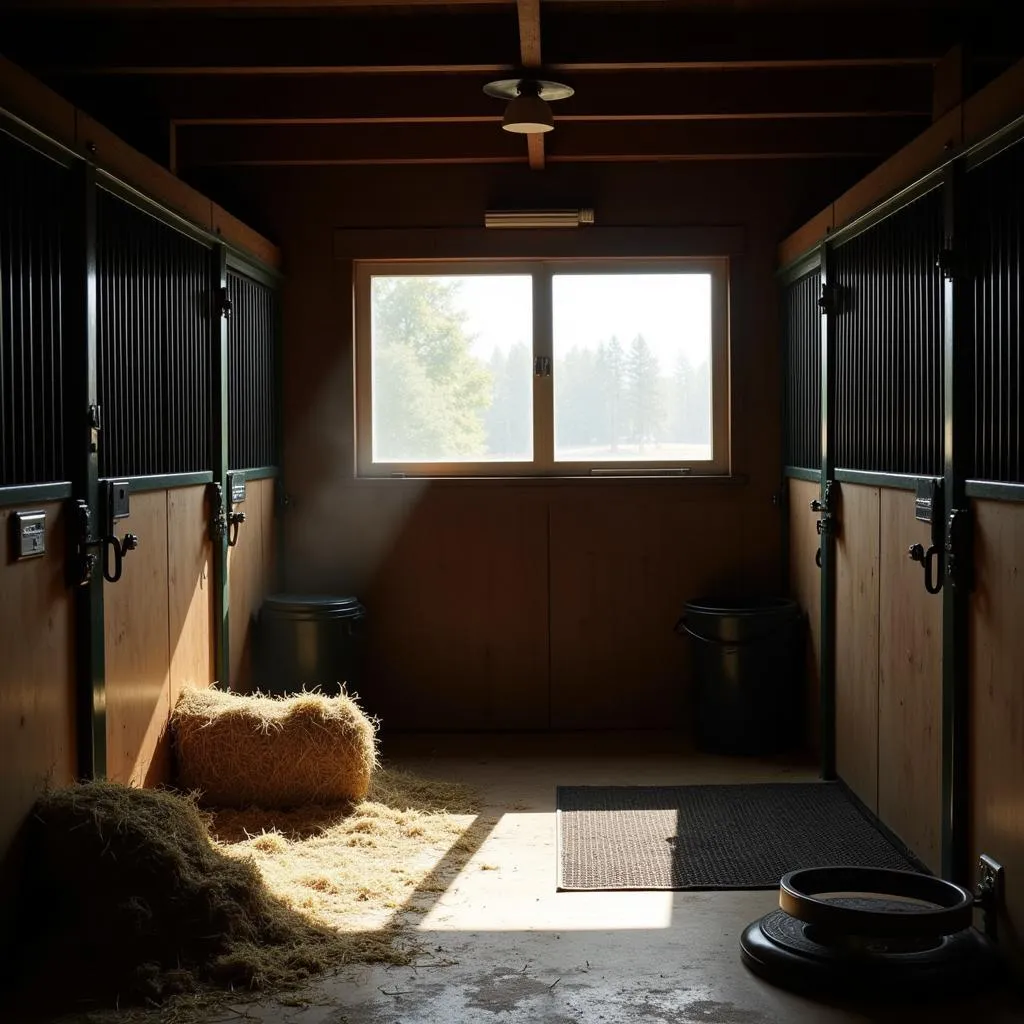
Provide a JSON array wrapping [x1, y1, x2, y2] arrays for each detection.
[[516, 0, 544, 169], [57, 67, 933, 123], [0, 9, 971, 75], [2, 0, 512, 6], [173, 116, 924, 167], [517, 0, 542, 68]]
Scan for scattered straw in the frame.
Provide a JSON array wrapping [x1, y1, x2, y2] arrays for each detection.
[[6, 768, 487, 1024], [172, 688, 377, 808]]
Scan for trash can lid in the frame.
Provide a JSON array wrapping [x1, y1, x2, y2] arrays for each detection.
[[684, 596, 799, 617], [262, 593, 364, 618]]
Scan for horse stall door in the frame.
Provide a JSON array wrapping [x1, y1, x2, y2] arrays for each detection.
[[877, 487, 942, 872], [833, 483, 880, 812]]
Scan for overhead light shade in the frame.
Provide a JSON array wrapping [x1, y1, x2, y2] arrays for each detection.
[[502, 92, 554, 134], [485, 209, 595, 229]]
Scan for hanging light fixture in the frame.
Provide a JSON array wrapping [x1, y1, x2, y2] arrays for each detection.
[[483, 78, 574, 135]]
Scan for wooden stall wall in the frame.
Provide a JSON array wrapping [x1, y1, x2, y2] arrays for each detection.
[[186, 158, 863, 734], [970, 500, 1024, 955], [104, 485, 213, 787], [877, 487, 942, 873], [787, 477, 822, 752], [831, 482, 943, 866], [228, 476, 276, 691], [834, 482, 880, 811], [0, 502, 75, 953]]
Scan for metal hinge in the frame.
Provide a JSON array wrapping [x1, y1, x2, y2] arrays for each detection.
[[207, 482, 227, 540], [936, 247, 959, 282], [946, 505, 974, 592], [217, 286, 233, 319], [87, 403, 101, 453], [817, 283, 836, 315]]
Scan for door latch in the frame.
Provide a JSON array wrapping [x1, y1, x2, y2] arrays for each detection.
[[908, 478, 945, 595], [71, 496, 139, 585], [810, 479, 834, 568]]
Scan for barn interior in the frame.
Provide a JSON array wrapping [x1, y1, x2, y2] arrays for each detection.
[[1, 1, 1023, 1021]]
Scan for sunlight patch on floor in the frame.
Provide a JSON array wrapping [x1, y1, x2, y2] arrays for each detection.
[[416, 811, 676, 932]]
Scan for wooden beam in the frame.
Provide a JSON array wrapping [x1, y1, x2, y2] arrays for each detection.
[[5, 0, 512, 6], [517, 0, 541, 68], [516, 0, 543, 169], [932, 45, 964, 120], [527, 133, 545, 169], [174, 116, 924, 167], [65, 67, 932, 124], [1, 8, 971, 76]]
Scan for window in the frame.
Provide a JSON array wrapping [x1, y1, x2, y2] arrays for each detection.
[[354, 260, 729, 476]]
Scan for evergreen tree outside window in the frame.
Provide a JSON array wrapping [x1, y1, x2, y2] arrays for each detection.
[[355, 260, 729, 476]]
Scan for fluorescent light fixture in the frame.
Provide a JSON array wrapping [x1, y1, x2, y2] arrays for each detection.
[[484, 208, 595, 229]]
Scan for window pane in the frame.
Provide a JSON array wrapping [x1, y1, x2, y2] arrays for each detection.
[[370, 275, 533, 463], [552, 273, 713, 462]]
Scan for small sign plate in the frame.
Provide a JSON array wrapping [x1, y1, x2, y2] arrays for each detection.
[[12, 510, 46, 560], [229, 473, 247, 505]]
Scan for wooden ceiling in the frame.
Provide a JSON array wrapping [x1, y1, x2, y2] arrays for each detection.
[[0, 0, 1012, 174]]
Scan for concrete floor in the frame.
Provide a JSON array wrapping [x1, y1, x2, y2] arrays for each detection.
[[238, 734, 1019, 1024]]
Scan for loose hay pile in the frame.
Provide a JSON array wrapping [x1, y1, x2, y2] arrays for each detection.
[[11, 769, 486, 1021], [172, 687, 377, 808], [14, 782, 359, 1013]]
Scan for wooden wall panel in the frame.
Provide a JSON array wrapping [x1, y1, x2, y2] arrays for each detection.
[[834, 482, 880, 811], [550, 493, 749, 731], [104, 490, 171, 787], [0, 502, 75, 954], [228, 476, 276, 691], [878, 488, 942, 872], [365, 486, 550, 731], [970, 500, 1024, 963], [167, 485, 214, 705], [788, 478, 822, 753]]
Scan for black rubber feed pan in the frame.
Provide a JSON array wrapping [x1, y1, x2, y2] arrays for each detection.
[[740, 866, 1000, 999]]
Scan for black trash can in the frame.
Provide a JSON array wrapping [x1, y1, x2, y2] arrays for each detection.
[[675, 597, 803, 755], [256, 594, 366, 699]]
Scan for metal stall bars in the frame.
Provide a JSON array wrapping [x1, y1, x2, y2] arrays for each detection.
[[221, 256, 282, 689], [779, 252, 829, 774], [0, 113, 106, 777], [0, 122, 68, 495]]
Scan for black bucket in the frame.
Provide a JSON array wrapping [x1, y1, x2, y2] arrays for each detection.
[[675, 596, 803, 755], [256, 594, 366, 699]]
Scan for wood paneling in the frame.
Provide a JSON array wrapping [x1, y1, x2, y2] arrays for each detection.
[[788, 478, 822, 753], [778, 205, 833, 268], [103, 489, 171, 786], [832, 108, 961, 226], [365, 486, 550, 730], [0, 55, 77, 148], [970, 500, 1024, 963], [0, 55, 279, 268], [167, 485, 214, 703], [550, 493, 750, 731], [228, 476, 276, 690], [213, 203, 282, 270], [878, 488, 942, 871], [834, 482, 879, 810], [964, 57, 1024, 147], [0, 503, 75, 954]]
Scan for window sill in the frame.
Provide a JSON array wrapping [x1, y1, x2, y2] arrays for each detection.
[[347, 472, 749, 488]]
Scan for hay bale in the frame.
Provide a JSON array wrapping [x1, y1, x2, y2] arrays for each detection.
[[172, 687, 377, 808], [13, 781, 338, 1010]]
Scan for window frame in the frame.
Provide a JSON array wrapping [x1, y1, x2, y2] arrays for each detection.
[[354, 257, 730, 478]]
